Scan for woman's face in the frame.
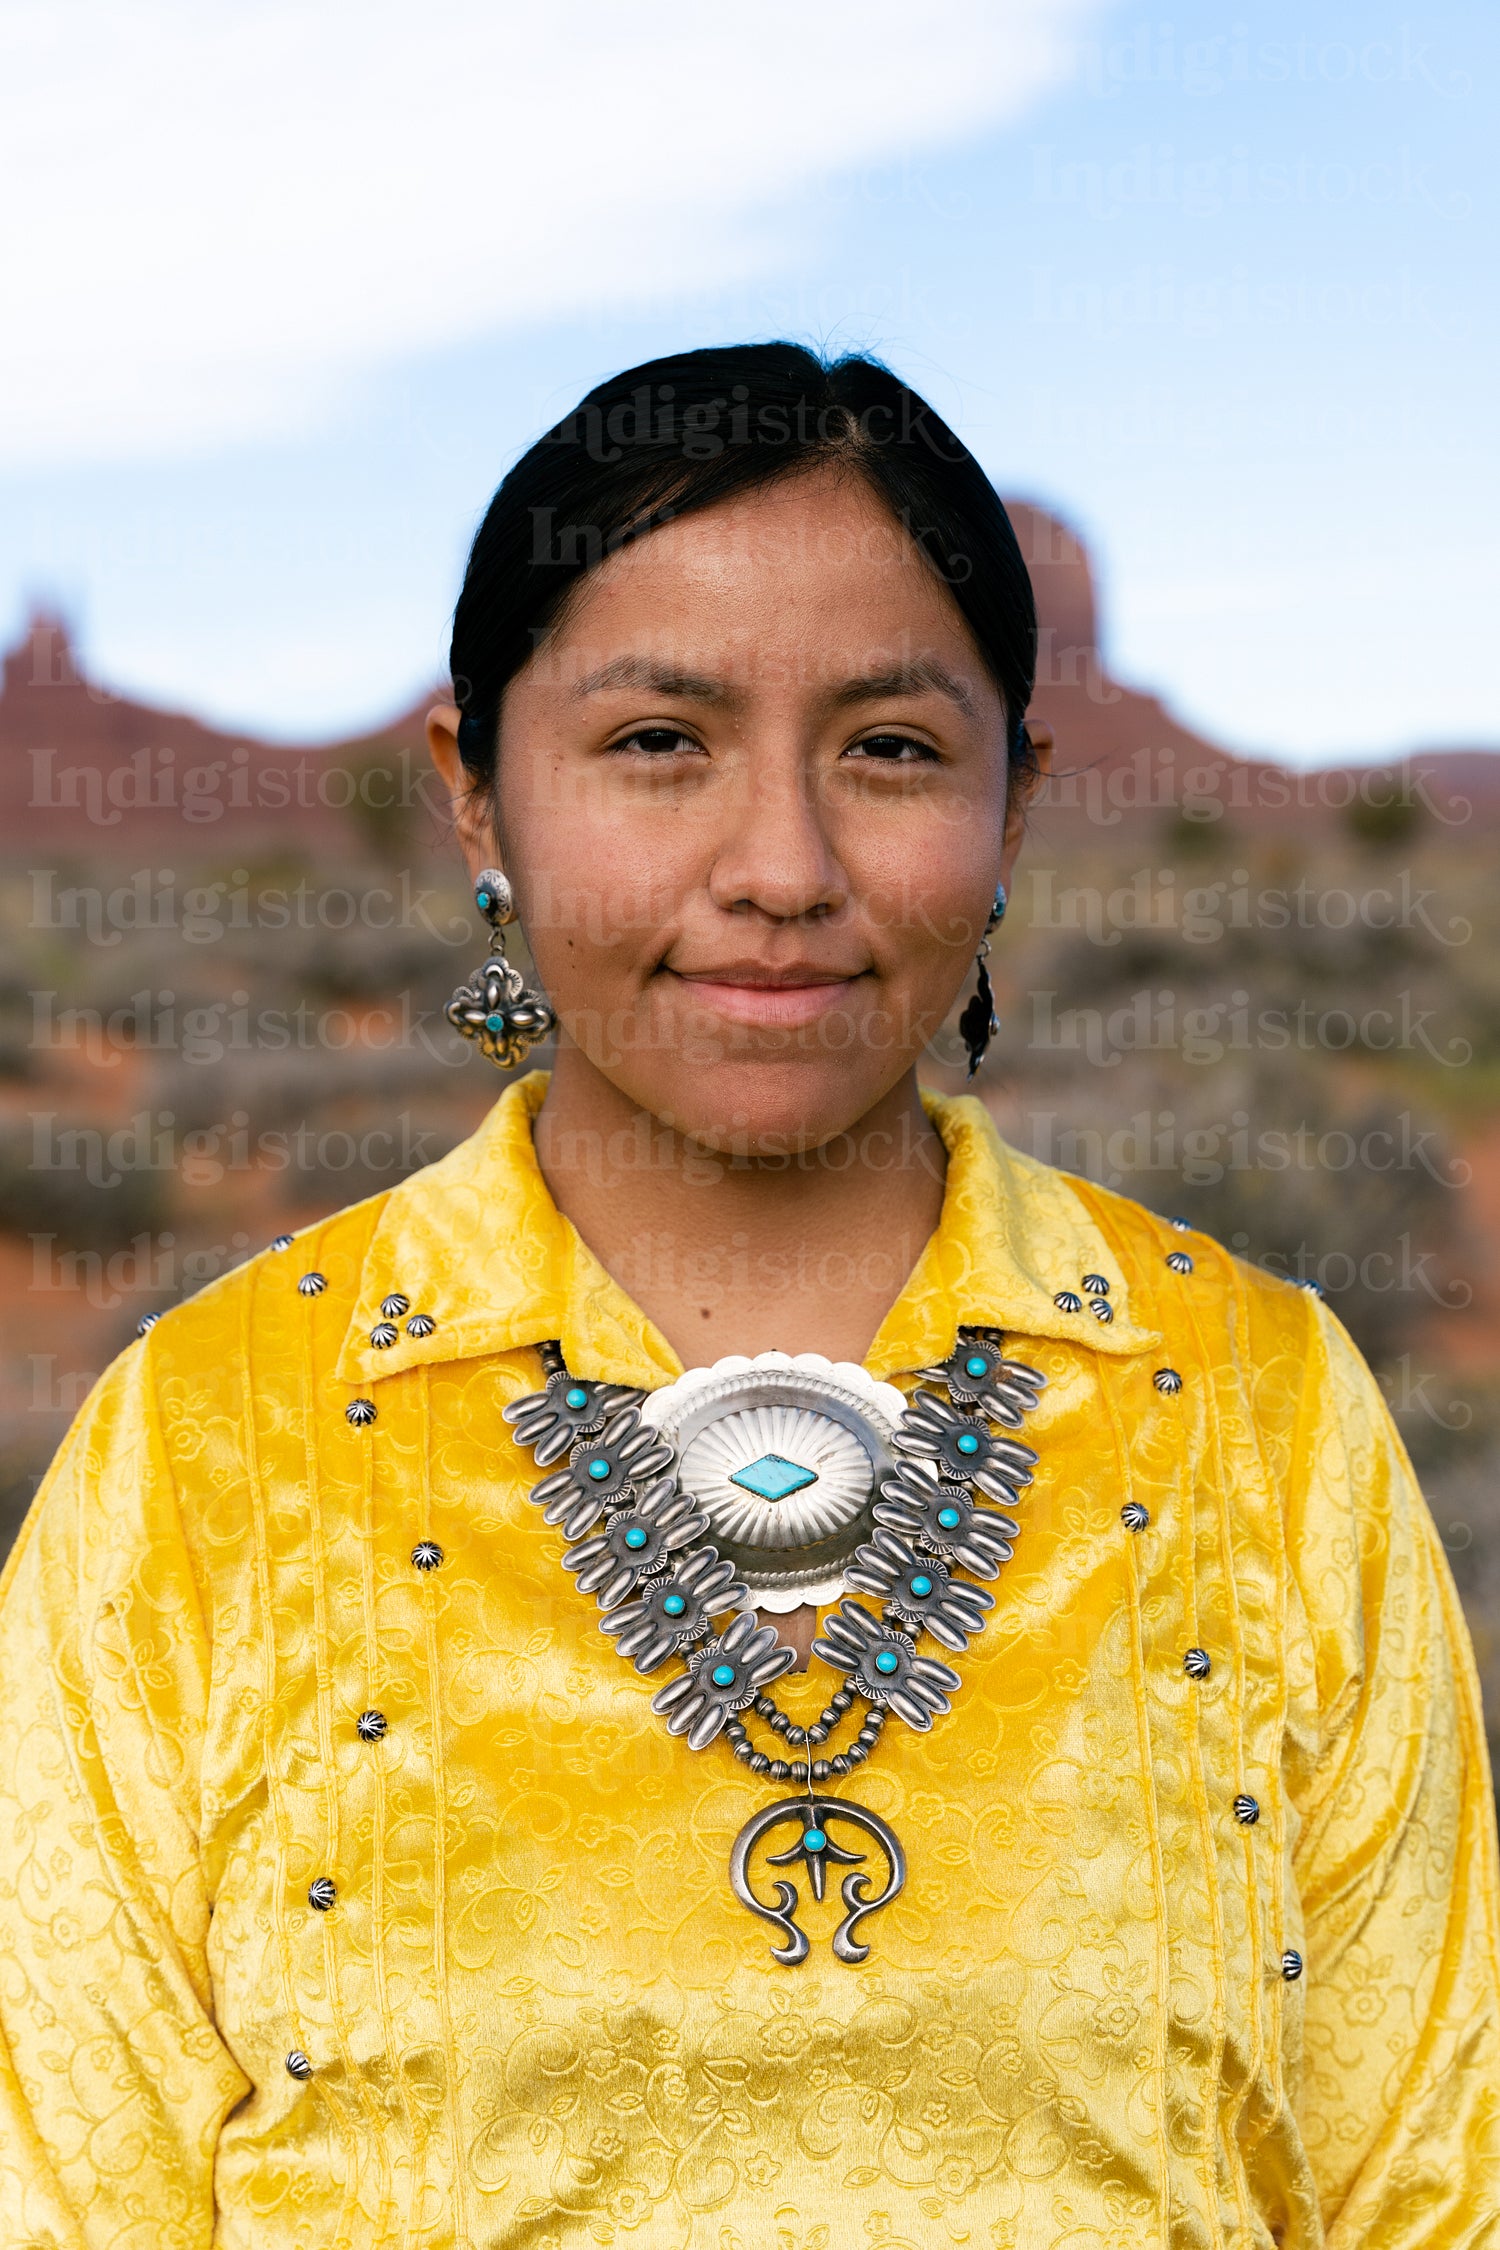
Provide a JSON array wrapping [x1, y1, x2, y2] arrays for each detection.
[[432, 466, 1028, 1155]]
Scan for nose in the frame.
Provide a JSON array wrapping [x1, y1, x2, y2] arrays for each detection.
[[705, 752, 849, 924]]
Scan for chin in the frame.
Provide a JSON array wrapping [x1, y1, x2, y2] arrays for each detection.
[[628, 1060, 903, 1162]]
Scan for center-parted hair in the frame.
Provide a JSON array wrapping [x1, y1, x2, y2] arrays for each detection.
[[449, 342, 1038, 785]]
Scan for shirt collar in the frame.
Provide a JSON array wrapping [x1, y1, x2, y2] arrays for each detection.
[[335, 1072, 1158, 1391]]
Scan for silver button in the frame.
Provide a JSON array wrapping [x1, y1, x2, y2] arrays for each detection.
[[270, 1234, 294, 1252], [1121, 1502, 1150, 1532], [356, 1710, 388, 1742], [1053, 1290, 1082, 1313], [286, 2049, 313, 2080], [307, 1878, 337, 1912], [1166, 1252, 1194, 1275], [411, 1541, 443, 1572], [1081, 1274, 1109, 1295], [1153, 1368, 1183, 1395], [1281, 1949, 1304, 1982], [1184, 1647, 1211, 1680], [406, 1313, 436, 1338], [1233, 1793, 1260, 1826], [299, 1272, 328, 1297], [370, 1322, 399, 1349], [345, 1400, 376, 1427], [381, 1292, 411, 1319]]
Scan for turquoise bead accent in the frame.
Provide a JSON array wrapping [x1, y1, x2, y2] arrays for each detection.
[[587, 1459, 611, 1481], [937, 1506, 962, 1529], [711, 1663, 736, 1688], [874, 1649, 900, 1675], [565, 1386, 588, 1409], [956, 1431, 981, 1455], [802, 1827, 826, 1852], [910, 1575, 933, 1598], [624, 1526, 648, 1550], [729, 1452, 817, 1501], [965, 1353, 988, 1377], [486, 1012, 505, 1032], [476, 890, 492, 911], [662, 1593, 686, 1617]]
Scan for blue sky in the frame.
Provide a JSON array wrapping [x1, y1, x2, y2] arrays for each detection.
[[2, 0, 1494, 763]]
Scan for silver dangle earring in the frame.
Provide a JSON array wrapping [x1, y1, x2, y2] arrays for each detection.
[[958, 882, 1006, 1080], [446, 867, 557, 1069]]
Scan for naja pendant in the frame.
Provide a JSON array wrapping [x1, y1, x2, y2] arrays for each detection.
[[729, 1794, 906, 1965]]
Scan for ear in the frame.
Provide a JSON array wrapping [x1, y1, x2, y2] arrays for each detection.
[[1023, 718, 1054, 772], [426, 703, 497, 881], [998, 716, 1053, 877]]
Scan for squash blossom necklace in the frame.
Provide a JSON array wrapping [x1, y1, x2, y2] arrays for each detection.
[[504, 1329, 1043, 1964]]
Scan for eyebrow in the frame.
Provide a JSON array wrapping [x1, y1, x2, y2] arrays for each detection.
[[570, 652, 976, 718], [570, 657, 735, 704], [827, 659, 977, 721]]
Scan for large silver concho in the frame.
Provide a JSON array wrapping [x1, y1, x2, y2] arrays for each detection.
[[638, 1353, 908, 1611]]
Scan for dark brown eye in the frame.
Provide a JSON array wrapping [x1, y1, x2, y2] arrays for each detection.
[[616, 726, 700, 757], [846, 732, 938, 764]]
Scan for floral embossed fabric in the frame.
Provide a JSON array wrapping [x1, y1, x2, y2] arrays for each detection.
[[0, 1073, 1496, 2248]]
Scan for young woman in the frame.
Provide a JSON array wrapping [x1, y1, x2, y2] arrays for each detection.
[[1, 347, 1495, 2249]]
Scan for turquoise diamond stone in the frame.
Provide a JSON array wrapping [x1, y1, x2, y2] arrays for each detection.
[[910, 1575, 933, 1598], [663, 1593, 686, 1617], [965, 1353, 988, 1377], [624, 1526, 647, 1549], [587, 1459, 611, 1481], [874, 1649, 900, 1675], [486, 1012, 505, 1033], [802, 1827, 826, 1852], [729, 1452, 818, 1502], [712, 1663, 736, 1687], [565, 1386, 588, 1409], [956, 1431, 980, 1455]]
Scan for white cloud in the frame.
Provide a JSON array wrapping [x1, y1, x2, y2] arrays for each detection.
[[1, 0, 1101, 467]]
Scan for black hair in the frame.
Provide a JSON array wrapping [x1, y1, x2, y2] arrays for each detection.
[[449, 342, 1037, 787]]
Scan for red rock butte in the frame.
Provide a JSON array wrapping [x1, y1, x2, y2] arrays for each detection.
[[2, 504, 1494, 855]]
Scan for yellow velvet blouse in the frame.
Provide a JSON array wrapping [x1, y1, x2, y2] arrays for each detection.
[[1, 1075, 1496, 2249]]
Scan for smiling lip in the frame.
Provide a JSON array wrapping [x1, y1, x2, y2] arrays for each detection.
[[667, 965, 865, 1029]]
